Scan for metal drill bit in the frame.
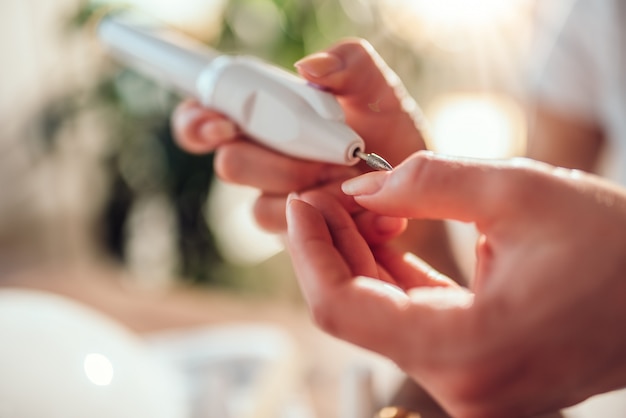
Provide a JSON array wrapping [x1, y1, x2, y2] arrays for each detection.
[[355, 150, 393, 171]]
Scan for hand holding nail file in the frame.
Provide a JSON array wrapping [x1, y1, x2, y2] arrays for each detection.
[[97, 12, 392, 171]]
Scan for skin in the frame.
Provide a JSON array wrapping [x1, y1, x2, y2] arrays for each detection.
[[171, 39, 608, 280], [286, 152, 626, 417], [172, 39, 462, 280], [172, 38, 615, 415]]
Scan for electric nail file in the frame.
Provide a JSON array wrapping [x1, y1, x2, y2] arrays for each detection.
[[96, 12, 392, 170]]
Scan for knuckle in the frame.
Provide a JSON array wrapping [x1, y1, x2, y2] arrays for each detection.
[[493, 161, 552, 212], [392, 151, 436, 212], [273, 161, 326, 192], [405, 151, 434, 186]]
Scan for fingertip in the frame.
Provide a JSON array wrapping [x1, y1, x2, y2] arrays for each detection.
[[285, 192, 312, 228], [172, 104, 201, 133], [173, 99, 202, 114], [341, 171, 388, 196], [294, 39, 375, 88], [172, 106, 211, 153], [198, 119, 238, 145], [295, 51, 344, 79], [172, 102, 237, 154], [252, 194, 288, 233], [172, 100, 206, 130], [286, 192, 301, 208]]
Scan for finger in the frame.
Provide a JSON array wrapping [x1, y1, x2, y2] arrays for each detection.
[[215, 140, 358, 193], [372, 246, 460, 291], [286, 196, 352, 304], [342, 152, 554, 227], [172, 100, 238, 154], [254, 196, 409, 242], [285, 193, 404, 321], [253, 178, 368, 232], [297, 191, 379, 279], [375, 262, 397, 285], [295, 38, 406, 112], [294, 39, 427, 164], [252, 194, 289, 232]]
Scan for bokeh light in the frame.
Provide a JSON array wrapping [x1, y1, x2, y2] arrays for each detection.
[[206, 180, 284, 266], [403, 0, 525, 28], [379, 0, 532, 51], [84, 353, 114, 386], [427, 93, 526, 159], [92, 0, 228, 41], [226, 0, 284, 48]]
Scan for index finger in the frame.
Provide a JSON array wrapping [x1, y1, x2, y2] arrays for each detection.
[[343, 152, 557, 227]]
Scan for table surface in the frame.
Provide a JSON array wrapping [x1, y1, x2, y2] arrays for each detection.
[[0, 262, 402, 418], [1, 262, 621, 418]]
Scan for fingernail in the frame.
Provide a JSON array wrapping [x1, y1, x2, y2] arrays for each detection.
[[199, 119, 237, 143], [295, 52, 344, 78], [341, 172, 387, 196], [175, 107, 204, 130], [287, 192, 300, 206]]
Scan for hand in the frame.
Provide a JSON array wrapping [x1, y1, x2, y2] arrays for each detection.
[[171, 39, 428, 231], [286, 151, 626, 417]]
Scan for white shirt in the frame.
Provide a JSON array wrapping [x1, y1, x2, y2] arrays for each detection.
[[530, 0, 626, 184]]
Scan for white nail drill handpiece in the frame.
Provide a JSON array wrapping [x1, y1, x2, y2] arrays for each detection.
[[97, 13, 392, 169]]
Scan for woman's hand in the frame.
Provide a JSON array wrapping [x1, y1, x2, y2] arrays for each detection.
[[171, 39, 428, 231]]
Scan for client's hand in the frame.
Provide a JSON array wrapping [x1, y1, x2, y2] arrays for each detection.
[[286, 151, 626, 418]]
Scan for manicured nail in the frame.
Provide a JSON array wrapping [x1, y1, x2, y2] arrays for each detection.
[[175, 107, 204, 131], [199, 119, 237, 143], [295, 52, 344, 78], [287, 192, 300, 206], [341, 172, 387, 196]]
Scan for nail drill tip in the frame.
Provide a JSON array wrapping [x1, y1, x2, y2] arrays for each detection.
[[355, 151, 393, 171]]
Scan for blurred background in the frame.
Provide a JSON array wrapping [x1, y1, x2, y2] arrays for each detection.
[[0, 0, 545, 417]]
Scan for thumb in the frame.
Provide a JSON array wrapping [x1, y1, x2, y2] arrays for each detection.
[[342, 151, 552, 226], [295, 38, 403, 111], [295, 39, 427, 165]]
